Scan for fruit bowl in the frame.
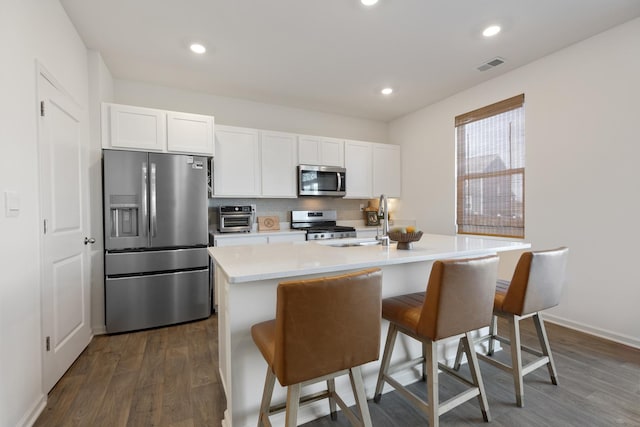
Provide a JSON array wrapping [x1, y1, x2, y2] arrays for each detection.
[[387, 230, 423, 250]]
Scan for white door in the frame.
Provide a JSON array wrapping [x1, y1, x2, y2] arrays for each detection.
[[38, 71, 92, 392]]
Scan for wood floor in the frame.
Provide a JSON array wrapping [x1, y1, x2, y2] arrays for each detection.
[[34, 315, 639, 427], [33, 316, 225, 427]]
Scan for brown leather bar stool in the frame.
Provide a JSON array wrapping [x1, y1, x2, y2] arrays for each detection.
[[373, 255, 499, 427], [251, 268, 382, 427], [454, 247, 569, 407]]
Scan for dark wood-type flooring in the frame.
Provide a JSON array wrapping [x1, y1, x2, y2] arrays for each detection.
[[34, 315, 640, 426]]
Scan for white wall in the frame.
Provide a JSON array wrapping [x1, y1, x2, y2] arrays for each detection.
[[114, 80, 389, 143], [87, 51, 114, 333], [0, 1, 90, 426], [390, 17, 640, 347]]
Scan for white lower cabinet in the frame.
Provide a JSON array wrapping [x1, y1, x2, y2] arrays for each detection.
[[214, 233, 305, 247], [266, 234, 306, 243], [214, 235, 268, 247]]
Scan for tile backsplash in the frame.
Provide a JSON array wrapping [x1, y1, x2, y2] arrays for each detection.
[[208, 197, 370, 230]]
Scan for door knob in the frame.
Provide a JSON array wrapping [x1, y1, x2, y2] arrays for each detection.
[[84, 237, 96, 245]]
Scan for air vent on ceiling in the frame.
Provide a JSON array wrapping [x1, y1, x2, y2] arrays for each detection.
[[477, 57, 505, 72]]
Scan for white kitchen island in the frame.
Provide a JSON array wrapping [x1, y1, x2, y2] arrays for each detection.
[[208, 233, 530, 427]]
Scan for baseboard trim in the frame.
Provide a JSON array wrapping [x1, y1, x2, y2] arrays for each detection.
[[543, 313, 640, 349], [18, 394, 46, 427], [92, 325, 107, 335]]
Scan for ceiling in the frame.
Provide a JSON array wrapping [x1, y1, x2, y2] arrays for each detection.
[[60, 0, 640, 122]]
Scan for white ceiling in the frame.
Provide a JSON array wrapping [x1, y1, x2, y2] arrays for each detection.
[[61, 0, 640, 122]]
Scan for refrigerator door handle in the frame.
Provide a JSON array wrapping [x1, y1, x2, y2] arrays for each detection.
[[150, 162, 157, 237], [142, 162, 148, 237]]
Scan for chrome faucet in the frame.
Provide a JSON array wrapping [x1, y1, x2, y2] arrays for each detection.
[[376, 194, 390, 246]]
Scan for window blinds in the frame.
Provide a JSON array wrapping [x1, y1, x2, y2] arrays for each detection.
[[455, 94, 525, 238]]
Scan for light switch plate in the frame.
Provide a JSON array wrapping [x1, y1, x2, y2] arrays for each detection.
[[5, 191, 20, 217]]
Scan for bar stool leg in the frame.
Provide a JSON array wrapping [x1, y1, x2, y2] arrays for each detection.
[[374, 323, 398, 402], [258, 368, 276, 427], [422, 342, 428, 381], [508, 315, 525, 407], [349, 366, 373, 427], [327, 379, 338, 420], [452, 338, 464, 370], [487, 315, 498, 356], [285, 383, 301, 427], [463, 332, 491, 422], [533, 313, 559, 385], [425, 340, 439, 427]]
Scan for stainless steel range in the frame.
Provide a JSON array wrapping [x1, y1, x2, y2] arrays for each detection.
[[291, 210, 357, 240]]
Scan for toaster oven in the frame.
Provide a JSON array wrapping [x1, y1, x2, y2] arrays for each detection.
[[217, 205, 255, 233]]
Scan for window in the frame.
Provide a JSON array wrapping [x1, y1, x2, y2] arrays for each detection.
[[455, 94, 525, 238]]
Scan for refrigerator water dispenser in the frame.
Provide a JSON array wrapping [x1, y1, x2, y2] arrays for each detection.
[[110, 206, 139, 237]]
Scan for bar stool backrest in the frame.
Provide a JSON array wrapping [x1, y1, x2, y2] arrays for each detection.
[[417, 255, 499, 341], [503, 247, 569, 316], [273, 268, 382, 386]]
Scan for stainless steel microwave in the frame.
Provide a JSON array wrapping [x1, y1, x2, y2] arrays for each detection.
[[298, 165, 346, 197]]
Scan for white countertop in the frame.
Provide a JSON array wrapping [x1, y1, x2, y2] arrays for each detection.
[[208, 233, 530, 283]]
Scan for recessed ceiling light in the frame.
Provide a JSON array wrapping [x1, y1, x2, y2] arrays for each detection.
[[190, 43, 206, 54], [482, 25, 501, 37], [361, 0, 379, 6], [381, 87, 393, 95]]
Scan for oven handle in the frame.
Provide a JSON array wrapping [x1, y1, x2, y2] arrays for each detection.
[[337, 172, 342, 192]]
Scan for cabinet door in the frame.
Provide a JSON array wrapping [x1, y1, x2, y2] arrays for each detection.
[[104, 103, 165, 151], [261, 131, 297, 197], [267, 234, 306, 243], [344, 140, 372, 198], [320, 137, 344, 167], [373, 143, 401, 198], [298, 135, 321, 165], [214, 235, 268, 247], [214, 126, 261, 197], [167, 111, 214, 156], [298, 136, 344, 166]]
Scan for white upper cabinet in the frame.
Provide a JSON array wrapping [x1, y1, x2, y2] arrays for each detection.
[[298, 135, 344, 167], [344, 140, 373, 199], [214, 126, 261, 197], [167, 111, 214, 155], [103, 103, 166, 151], [102, 103, 215, 156], [372, 143, 401, 198], [261, 131, 297, 198]]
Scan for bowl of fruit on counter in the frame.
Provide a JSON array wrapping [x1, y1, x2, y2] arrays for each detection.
[[387, 226, 423, 250]]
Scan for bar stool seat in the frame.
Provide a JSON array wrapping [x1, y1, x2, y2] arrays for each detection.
[[454, 247, 569, 407], [251, 268, 382, 427], [373, 255, 499, 427]]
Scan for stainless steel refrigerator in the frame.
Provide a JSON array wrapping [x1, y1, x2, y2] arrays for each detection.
[[103, 149, 210, 333]]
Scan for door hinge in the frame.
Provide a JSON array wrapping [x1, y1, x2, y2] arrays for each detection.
[[45, 336, 50, 352], [40, 101, 45, 117], [43, 219, 47, 234]]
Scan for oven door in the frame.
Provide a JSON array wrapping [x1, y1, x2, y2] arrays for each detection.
[[218, 214, 252, 232], [298, 165, 346, 197]]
